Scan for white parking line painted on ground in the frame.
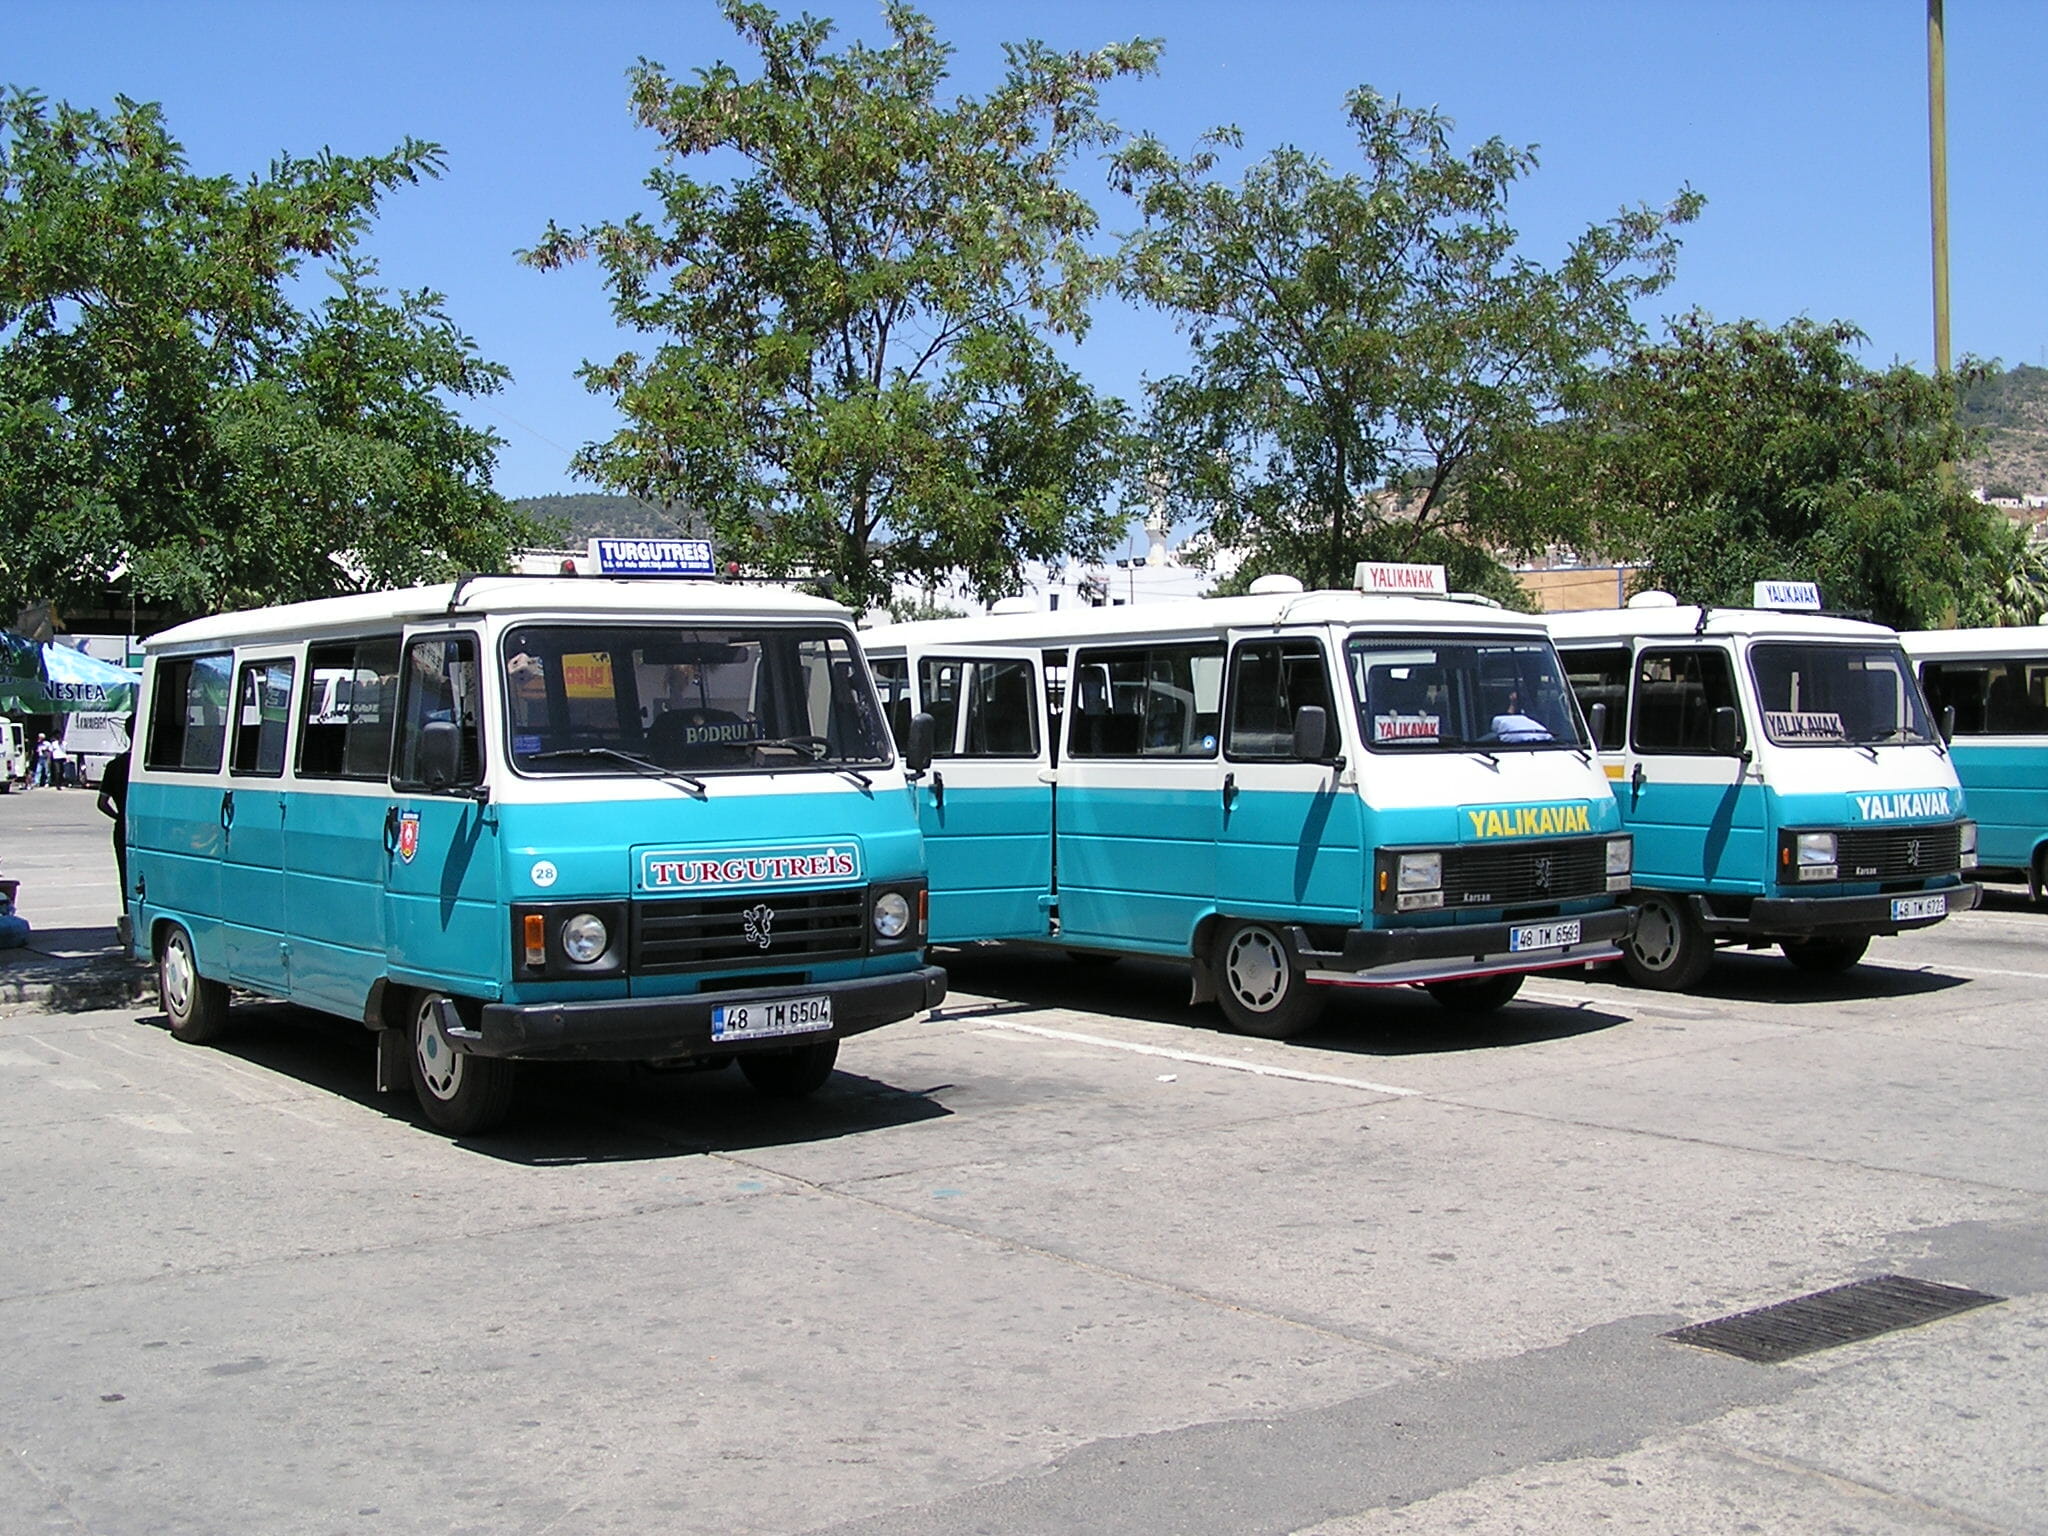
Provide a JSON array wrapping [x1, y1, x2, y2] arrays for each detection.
[[985, 1020, 1421, 1096]]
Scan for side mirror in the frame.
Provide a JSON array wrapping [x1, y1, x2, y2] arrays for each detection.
[[904, 711, 935, 774], [1587, 701, 1608, 749], [1939, 704, 1956, 743], [1709, 704, 1743, 757], [418, 718, 464, 791], [1292, 704, 1330, 762]]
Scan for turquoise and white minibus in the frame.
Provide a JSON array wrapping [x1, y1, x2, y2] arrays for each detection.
[[128, 574, 945, 1134], [1903, 625, 2048, 896], [1549, 587, 1978, 989], [863, 566, 1635, 1038]]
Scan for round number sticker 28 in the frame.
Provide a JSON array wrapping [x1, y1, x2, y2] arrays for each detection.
[[531, 860, 559, 888]]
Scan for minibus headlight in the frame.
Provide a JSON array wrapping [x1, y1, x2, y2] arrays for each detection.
[[1605, 837, 1632, 876], [873, 891, 912, 941], [1397, 852, 1442, 892], [1960, 820, 1978, 866], [561, 912, 610, 963], [1793, 832, 1837, 882]]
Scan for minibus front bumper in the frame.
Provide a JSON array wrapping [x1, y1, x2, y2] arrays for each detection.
[[465, 965, 949, 1061], [1292, 906, 1636, 987], [1724, 882, 1980, 939]]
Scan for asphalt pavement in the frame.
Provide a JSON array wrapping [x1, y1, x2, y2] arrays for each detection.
[[1, 784, 2043, 1534]]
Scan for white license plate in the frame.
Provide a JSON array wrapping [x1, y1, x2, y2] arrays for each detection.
[[1891, 893, 1947, 922], [711, 994, 833, 1041], [1509, 919, 1582, 953]]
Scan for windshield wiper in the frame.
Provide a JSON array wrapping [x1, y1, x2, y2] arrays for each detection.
[[748, 735, 874, 788], [526, 747, 707, 799]]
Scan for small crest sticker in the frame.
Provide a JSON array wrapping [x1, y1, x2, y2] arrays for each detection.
[[396, 810, 421, 864]]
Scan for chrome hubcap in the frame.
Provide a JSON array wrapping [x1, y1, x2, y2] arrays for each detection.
[[1226, 929, 1287, 1011], [414, 1001, 463, 1101], [162, 938, 194, 1016]]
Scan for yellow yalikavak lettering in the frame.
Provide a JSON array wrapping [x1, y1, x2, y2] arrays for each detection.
[[1468, 803, 1591, 839]]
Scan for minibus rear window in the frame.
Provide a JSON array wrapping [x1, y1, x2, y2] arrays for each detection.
[[1347, 634, 1587, 752], [502, 624, 891, 774], [1749, 643, 1935, 747], [145, 653, 232, 772]]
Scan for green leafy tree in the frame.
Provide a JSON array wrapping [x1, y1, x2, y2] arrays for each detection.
[[0, 90, 528, 622], [1557, 314, 2013, 629], [1112, 89, 1701, 598], [524, 2, 1160, 611]]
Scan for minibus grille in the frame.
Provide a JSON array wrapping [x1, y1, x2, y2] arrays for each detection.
[[631, 889, 867, 973], [1442, 838, 1609, 908], [1835, 825, 1962, 881]]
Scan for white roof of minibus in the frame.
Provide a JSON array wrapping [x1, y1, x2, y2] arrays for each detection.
[[1898, 624, 2048, 658], [869, 590, 1547, 651], [143, 577, 853, 652], [1545, 606, 1899, 645]]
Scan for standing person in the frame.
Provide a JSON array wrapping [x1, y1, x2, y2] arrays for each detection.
[[48, 736, 70, 788], [97, 749, 132, 913], [33, 734, 50, 787]]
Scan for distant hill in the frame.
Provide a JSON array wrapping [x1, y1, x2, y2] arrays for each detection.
[[1960, 364, 2048, 499], [508, 493, 706, 544]]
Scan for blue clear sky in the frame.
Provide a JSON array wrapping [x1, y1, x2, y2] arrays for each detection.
[[12, 1, 2047, 506]]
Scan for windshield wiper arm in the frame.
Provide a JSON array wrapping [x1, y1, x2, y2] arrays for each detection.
[[527, 747, 706, 798], [749, 735, 873, 788]]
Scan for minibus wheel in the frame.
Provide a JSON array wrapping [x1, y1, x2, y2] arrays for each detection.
[[738, 1038, 839, 1098], [407, 991, 515, 1135], [1780, 935, 1869, 973], [157, 925, 229, 1044], [1215, 920, 1324, 1039], [1620, 895, 1712, 990], [1424, 973, 1525, 1015]]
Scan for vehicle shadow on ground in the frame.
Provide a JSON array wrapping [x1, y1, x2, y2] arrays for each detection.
[[133, 1000, 951, 1165], [1670, 948, 1974, 1007], [935, 944, 1634, 1060], [1976, 884, 2040, 915]]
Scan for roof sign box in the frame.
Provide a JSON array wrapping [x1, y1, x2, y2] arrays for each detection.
[[1754, 579, 1823, 611], [1355, 561, 1448, 597], [588, 537, 716, 578]]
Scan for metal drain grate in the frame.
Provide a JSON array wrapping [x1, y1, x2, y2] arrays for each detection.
[[1665, 1274, 2003, 1363]]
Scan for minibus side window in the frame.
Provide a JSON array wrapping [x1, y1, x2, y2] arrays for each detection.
[[871, 658, 912, 749], [144, 652, 232, 772], [920, 657, 1040, 757], [394, 635, 483, 792], [1632, 648, 1739, 755], [1923, 659, 2048, 736], [230, 657, 296, 777], [1563, 647, 1630, 750], [298, 637, 401, 781], [1068, 644, 1223, 758], [1225, 640, 1334, 759]]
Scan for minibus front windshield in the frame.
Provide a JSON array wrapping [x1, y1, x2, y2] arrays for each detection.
[[1748, 642, 1937, 747], [1347, 633, 1589, 752], [502, 624, 892, 775]]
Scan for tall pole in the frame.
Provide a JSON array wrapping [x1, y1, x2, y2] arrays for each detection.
[[1928, 0, 1951, 376]]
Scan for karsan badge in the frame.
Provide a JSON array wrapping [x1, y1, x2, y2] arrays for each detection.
[[397, 810, 421, 864]]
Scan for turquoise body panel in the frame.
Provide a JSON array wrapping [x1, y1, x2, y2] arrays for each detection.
[[920, 783, 1053, 943], [1618, 780, 1770, 894], [1217, 785, 1367, 926], [129, 779, 929, 1021], [1055, 783, 1221, 953], [1945, 743, 2046, 872]]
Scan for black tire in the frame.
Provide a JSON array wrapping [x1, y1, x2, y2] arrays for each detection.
[[1425, 972, 1526, 1015], [157, 924, 231, 1044], [738, 1038, 839, 1098], [1620, 894, 1713, 991], [407, 990, 515, 1135], [1780, 935, 1870, 973], [1214, 920, 1324, 1039]]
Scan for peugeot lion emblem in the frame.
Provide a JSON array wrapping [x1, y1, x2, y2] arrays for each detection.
[[1906, 838, 1922, 868], [1532, 855, 1554, 891], [742, 903, 776, 949]]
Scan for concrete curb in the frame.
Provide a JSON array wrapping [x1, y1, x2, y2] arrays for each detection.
[[0, 950, 155, 1014]]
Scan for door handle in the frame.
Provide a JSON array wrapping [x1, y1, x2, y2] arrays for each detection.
[[930, 771, 944, 812], [219, 790, 234, 830], [383, 804, 400, 853], [1222, 772, 1238, 812], [1629, 761, 1645, 804]]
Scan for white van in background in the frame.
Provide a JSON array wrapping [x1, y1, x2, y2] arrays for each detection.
[[1, 720, 28, 792]]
